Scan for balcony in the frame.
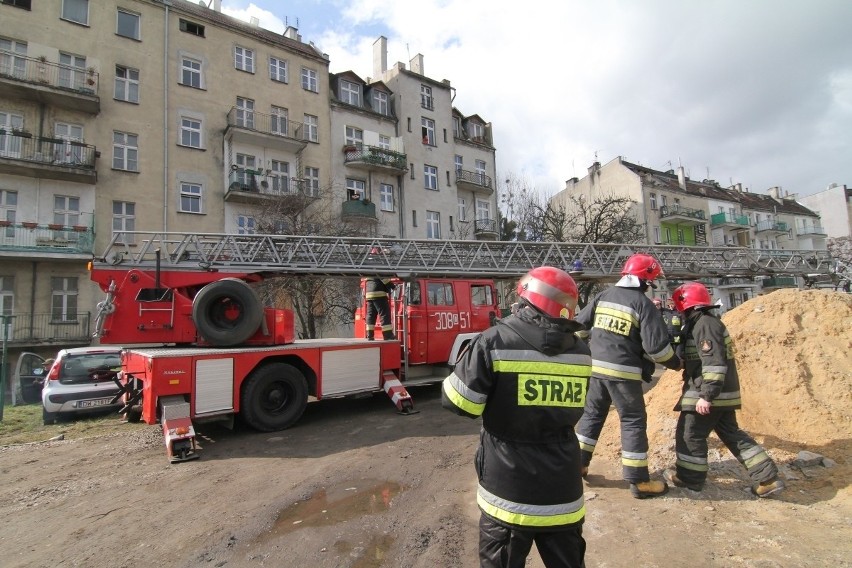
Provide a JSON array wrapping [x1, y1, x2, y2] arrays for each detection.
[[225, 107, 307, 154], [0, 222, 94, 257], [797, 225, 826, 237], [473, 218, 498, 240], [0, 312, 92, 347], [659, 204, 706, 225], [710, 211, 751, 231], [755, 220, 789, 234], [343, 144, 407, 174], [455, 169, 493, 195], [0, 55, 100, 114], [225, 169, 317, 205], [341, 198, 377, 222], [0, 132, 97, 183], [762, 276, 798, 290]]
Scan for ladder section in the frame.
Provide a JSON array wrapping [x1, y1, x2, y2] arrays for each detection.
[[94, 232, 837, 280]]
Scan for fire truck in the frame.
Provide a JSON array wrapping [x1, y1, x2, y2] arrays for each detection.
[[89, 231, 835, 462]]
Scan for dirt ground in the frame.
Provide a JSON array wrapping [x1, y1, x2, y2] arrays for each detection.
[[1, 290, 850, 568]]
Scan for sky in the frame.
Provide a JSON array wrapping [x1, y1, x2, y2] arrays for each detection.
[[218, 0, 852, 200]]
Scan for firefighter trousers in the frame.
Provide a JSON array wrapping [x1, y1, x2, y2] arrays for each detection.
[[479, 515, 585, 568], [365, 297, 392, 338], [576, 377, 651, 483], [674, 409, 779, 487]]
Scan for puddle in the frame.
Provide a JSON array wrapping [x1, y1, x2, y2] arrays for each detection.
[[259, 480, 403, 543], [335, 534, 396, 568]]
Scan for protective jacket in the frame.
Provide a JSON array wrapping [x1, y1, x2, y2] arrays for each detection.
[[575, 286, 680, 381], [660, 307, 683, 345], [676, 309, 742, 411], [442, 305, 592, 531], [364, 277, 394, 300]]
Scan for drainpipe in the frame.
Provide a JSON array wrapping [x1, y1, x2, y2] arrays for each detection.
[[162, 1, 170, 231]]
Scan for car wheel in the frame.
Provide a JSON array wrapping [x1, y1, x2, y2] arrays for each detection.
[[42, 408, 57, 425], [240, 363, 308, 432]]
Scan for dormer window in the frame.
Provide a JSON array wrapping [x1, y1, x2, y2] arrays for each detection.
[[340, 79, 361, 106], [468, 121, 484, 142], [372, 90, 389, 115]]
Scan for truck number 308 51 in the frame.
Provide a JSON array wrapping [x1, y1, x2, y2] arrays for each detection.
[[435, 311, 470, 330]]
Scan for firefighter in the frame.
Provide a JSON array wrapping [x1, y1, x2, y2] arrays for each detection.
[[363, 276, 395, 340], [664, 281, 785, 497], [442, 266, 591, 567], [574, 253, 682, 499], [661, 298, 683, 347]]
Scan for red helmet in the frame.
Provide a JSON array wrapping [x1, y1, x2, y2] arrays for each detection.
[[622, 253, 663, 282], [672, 281, 713, 312], [517, 266, 579, 318]]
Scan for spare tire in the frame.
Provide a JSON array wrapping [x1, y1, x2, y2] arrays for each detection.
[[192, 278, 263, 346]]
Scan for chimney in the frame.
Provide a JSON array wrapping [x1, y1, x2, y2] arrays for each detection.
[[587, 161, 600, 175], [212, 0, 221, 12], [373, 36, 388, 79], [284, 26, 301, 41], [767, 186, 781, 199], [676, 166, 686, 190], [410, 53, 424, 75]]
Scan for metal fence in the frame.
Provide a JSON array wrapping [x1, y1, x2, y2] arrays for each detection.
[[0, 312, 91, 344]]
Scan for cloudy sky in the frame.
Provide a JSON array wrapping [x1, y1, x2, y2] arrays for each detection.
[[219, 0, 852, 199]]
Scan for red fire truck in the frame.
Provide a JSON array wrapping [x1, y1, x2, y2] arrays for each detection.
[[89, 232, 835, 462]]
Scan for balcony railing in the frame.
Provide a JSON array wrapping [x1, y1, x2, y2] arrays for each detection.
[[755, 220, 789, 233], [710, 212, 750, 227], [343, 144, 407, 171], [0, 54, 99, 94], [0, 131, 97, 168], [659, 204, 706, 220], [0, 312, 92, 345], [474, 218, 498, 236], [341, 198, 377, 221], [226, 107, 304, 141], [456, 169, 493, 192], [226, 169, 317, 198], [0, 222, 94, 254], [797, 225, 826, 236]]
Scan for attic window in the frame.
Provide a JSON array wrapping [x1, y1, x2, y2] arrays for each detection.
[[179, 19, 204, 37]]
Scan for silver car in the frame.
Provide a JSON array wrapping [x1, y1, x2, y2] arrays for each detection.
[[41, 346, 123, 425]]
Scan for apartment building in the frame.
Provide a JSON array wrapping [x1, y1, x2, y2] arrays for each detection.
[[0, 2, 498, 375], [798, 183, 852, 239], [552, 157, 827, 309]]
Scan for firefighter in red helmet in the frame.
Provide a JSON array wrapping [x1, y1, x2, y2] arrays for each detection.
[[443, 266, 591, 567], [575, 253, 682, 499], [664, 281, 784, 497]]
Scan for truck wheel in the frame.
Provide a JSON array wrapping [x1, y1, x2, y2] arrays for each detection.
[[240, 363, 308, 432], [192, 278, 263, 346]]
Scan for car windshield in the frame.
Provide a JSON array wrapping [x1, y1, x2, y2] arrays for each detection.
[[59, 353, 121, 385]]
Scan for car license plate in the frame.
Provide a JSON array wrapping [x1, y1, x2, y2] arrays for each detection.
[[77, 398, 113, 408]]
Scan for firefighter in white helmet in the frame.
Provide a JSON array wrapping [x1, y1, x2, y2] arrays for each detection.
[[442, 266, 591, 567], [664, 281, 784, 497], [574, 253, 682, 499]]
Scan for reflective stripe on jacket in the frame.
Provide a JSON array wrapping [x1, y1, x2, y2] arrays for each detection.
[[364, 277, 393, 299], [677, 309, 742, 411]]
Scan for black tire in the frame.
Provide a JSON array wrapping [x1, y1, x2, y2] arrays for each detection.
[[124, 405, 143, 423], [192, 278, 263, 346], [42, 408, 57, 426], [240, 363, 308, 432]]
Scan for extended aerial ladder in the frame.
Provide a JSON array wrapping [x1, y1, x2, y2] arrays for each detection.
[[94, 231, 837, 281]]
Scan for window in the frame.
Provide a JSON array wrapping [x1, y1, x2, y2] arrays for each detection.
[[51, 277, 78, 322], [112, 201, 135, 244], [0, 112, 23, 157], [2, 0, 31, 9], [426, 211, 440, 239], [234, 46, 254, 72], [457, 197, 466, 222], [58, 52, 86, 90], [427, 283, 454, 306], [412, 210, 418, 227], [471, 285, 494, 307], [54, 122, 84, 164], [179, 182, 202, 213], [475, 160, 487, 184], [237, 215, 256, 234], [303, 114, 318, 142], [340, 79, 361, 106], [378, 135, 390, 150], [112, 131, 138, 171], [304, 166, 319, 197], [179, 18, 204, 36], [373, 90, 389, 115], [380, 183, 394, 212], [424, 165, 438, 190], [476, 199, 491, 223], [344, 126, 363, 146], [181, 57, 201, 88], [454, 155, 463, 172], [661, 195, 668, 208], [52, 195, 79, 228], [116, 9, 140, 40], [236, 97, 254, 129], [421, 117, 435, 145], [346, 178, 365, 200], [61, 0, 88, 25], [234, 153, 256, 187], [269, 159, 289, 193], [0, 189, 18, 238], [180, 117, 201, 148], [468, 121, 484, 141], [0, 278, 13, 332], [270, 106, 288, 136], [0, 38, 27, 78], [649, 193, 657, 210], [301, 67, 318, 92], [421, 84, 433, 109], [452, 116, 461, 138], [269, 57, 287, 82], [653, 226, 661, 244], [114, 65, 139, 102]]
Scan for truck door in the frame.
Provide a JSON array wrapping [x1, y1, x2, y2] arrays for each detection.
[[465, 281, 499, 333], [423, 280, 459, 365]]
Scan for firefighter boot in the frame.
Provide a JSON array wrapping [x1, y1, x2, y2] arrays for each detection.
[[629, 479, 669, 499], [366, 330, 375, 341], [382, 330, 396, 340], [664, 469, 704, 492], [753, 477, 785, 498]]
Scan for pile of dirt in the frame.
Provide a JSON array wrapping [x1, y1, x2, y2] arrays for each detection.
[[595, 289, 852, 471]]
